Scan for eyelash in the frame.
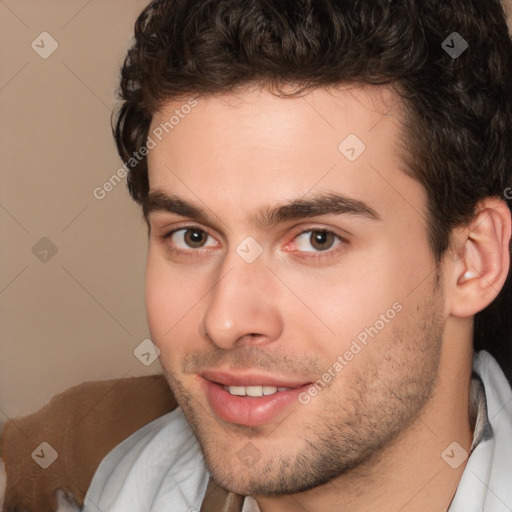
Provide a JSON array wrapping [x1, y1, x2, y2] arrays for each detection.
[[161, 225, 217, 257], [283, 228, 347, 261], [160, 224, 348, 261]]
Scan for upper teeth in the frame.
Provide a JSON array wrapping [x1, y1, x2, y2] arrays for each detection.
[[224, 385, 291, 397]]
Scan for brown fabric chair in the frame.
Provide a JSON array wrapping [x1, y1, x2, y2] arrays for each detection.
[[0, 374, 178, 512]]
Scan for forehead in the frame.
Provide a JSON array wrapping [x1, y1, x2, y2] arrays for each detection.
[[148, 84, 401, 160], [146, 84, 425, 229]]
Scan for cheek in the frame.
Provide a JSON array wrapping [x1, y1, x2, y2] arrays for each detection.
[[276, 254, 403, 345], [144, 253, 203, 350], [277, 248, 423, 368]]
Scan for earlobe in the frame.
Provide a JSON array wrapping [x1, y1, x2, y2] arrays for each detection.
[[449, 198, 511, 317]]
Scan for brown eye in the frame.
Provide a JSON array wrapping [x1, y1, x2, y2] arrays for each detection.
[[293, 229, 342, 254], [166, 226, 218, 254], [183, 229, 208, 248], [309, 231, 336, 251]]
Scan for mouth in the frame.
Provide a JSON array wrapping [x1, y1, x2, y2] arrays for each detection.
[[200, 370, 312, 427]]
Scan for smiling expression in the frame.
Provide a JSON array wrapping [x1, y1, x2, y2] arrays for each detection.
[[143, 84, 446, 495]]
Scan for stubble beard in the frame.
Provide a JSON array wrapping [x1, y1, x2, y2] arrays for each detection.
[[163, 290, 444, 496]]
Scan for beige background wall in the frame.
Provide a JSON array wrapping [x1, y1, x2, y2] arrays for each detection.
[[1, 1, 512, 422], [0, 0, 155, 421]]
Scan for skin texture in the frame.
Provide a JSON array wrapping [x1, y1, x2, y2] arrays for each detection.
[[144, 85, 510, 512]]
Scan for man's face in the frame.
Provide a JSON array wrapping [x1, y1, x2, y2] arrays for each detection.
[[145, 85, 445, 495]]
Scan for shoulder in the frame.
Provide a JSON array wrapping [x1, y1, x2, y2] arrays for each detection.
[[83, 407, 209, 511]]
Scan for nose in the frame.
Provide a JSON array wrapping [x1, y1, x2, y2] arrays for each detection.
[[201, 252, 283, 350]]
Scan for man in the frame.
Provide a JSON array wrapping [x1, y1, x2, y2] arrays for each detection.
[[83, 0, 512, 510]]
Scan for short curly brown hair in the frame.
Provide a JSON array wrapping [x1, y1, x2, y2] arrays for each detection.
[[114, 0, 512, 378]]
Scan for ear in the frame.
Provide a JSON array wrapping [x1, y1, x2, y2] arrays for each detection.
[[448, 197, 511, 317]]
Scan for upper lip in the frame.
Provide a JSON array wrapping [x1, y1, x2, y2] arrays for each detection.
[[200, 369, 311, 388]]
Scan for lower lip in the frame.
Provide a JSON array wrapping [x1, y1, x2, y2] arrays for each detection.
[[202, 379, 310, 427]]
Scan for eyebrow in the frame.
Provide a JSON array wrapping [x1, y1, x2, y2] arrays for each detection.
[[143, 190, 381, 229]]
